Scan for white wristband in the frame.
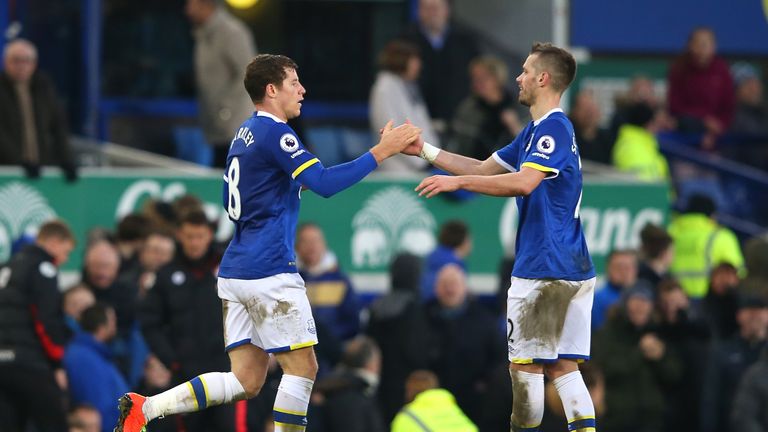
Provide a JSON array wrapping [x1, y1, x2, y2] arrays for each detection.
[[419, 142, 440, 163]]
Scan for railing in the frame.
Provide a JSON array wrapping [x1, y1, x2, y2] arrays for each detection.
[[658, 134, 768, 238]]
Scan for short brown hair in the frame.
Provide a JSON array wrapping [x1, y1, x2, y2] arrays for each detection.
[[640, 223, 672, 260], [37, 220, 75, 242], [530, 42, 576, 93], [244, 54, 299, 103], [378, 40, 419, 74]]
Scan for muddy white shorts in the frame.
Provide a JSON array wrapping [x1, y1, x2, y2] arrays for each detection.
[[218, 273, 318, 353], [506, 276, 596, 364]]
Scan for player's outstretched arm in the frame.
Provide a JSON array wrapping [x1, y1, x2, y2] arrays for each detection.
[[296, 122, 420, 198], [401, 132, 507, 177], [415, 166, 546, 198]]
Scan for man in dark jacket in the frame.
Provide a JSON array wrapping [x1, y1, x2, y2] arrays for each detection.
[[311, 336, 386, 432], [423, 264, 505, 424], [367, 252, 431, 422], [592, 285, 683, 432], [0, 39, 76, 180], [0, 220, 75, 432], [731, 347, 768, 432], [140, 210, 235, 431], [401, 0, 480, 128]]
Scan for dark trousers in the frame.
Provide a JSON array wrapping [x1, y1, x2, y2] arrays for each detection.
[[0, 364, 68, 432]]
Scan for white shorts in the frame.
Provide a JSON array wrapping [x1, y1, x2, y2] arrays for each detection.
[[218, 273, 318, 353], [506, 277, 596, 364]]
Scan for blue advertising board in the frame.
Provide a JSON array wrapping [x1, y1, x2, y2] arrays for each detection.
[[571, 0, 768, 55]]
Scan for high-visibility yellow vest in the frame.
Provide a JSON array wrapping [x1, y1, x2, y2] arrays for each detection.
[[612, 124, 670, 182], [391, 389, 478, 432], [669, 213, 744, 298]]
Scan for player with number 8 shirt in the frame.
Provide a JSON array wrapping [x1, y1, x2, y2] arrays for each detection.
[[114, 54, 421, 432]]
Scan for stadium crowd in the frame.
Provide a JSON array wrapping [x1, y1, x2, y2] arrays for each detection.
[[1, 192, 767, 432]]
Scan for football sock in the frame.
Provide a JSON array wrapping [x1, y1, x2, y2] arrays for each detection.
[[273, 374, 314, 432], [510, 369, 544, 432], [143, 372, 246, 422], [553, 371, 596, 432]]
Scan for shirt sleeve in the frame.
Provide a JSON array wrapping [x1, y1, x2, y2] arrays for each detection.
[[520, 118, 573, 180], [262, 123, 321, 179], [492, 132, 524, 173]]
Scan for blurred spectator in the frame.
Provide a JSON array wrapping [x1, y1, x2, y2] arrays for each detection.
[[296, 223, 362, 344], [139, 210, 235, 431], [133, 354, 176, 432], [0, 39, 77, 181], [741, 236, 768, 300], [369, 39, 439, 172], [449, 55, 524, 160], [611, 101, 670, 181], [540, 363, 606, 432], [366, 253, 431, 422], [700, 263, 741, 339], [421, 220, 472, 301], [569, 89, 613, 164], [142, 199, 179, 233], [62, 284, 96, 333], [668, 194, 745, 299], [114, 214, 152, 275], [185, 0, 257, 167], [118, 229, 176, 301], [391, 370, 477, 432], [423, 264, 504, 423], [668, 27, 735, 150], [730, 347, 768, 432], [64, 303, 129, 432], [82, 240, 139, 343], [637, 223, 674, 291], [610, 76, 674, 139], [82, 239, 148, 387], [701, 295, 768, 432], [0, 220, 75, 432], [68, 404, 101, 432], [655, 279, 711, 432], [591, 249, 638, 329], [172, 193, 206, 221], [402, 0, 481, 132], [730, 62, 768, 136], [592, 285, 682, 432], [311, 336, 386, 432]]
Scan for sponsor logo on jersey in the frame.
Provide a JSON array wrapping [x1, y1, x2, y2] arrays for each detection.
[[351, 186, 436, 268], [290, 149, 306, 159], [280, 134, 300, 153], [531, 152, 550, 160], [536, 135, 556, 154], [0, 182, 57, 263]]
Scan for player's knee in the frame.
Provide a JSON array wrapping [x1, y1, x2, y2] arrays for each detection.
[[239, 375, 264, 399]]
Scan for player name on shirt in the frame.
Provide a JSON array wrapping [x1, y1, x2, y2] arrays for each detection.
[[232, 127, 255, 147]]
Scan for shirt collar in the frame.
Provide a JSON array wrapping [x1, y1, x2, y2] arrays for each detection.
[[533, 107, 564, 126], [256, 111, 285, 124]]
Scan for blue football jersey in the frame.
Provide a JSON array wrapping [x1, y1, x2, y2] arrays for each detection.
[[219, 111, 320, 279], [493, 108, 595, 280]]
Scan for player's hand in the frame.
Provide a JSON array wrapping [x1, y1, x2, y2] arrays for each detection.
[[415, 175, 462, 198], [401, 119, 424, 156], [372, 121, 421, 163]]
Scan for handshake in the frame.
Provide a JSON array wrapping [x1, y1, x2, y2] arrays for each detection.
[[369, 120, 430, 164]]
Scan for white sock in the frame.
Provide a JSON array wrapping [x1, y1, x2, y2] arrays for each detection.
[[553, 371, 596, 431], [273, 374, 314, 432], [143, 372, 246, 421], [509, 370, 544, 431]]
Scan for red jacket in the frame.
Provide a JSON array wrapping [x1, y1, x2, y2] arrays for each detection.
[[668, 55, 735, 129]]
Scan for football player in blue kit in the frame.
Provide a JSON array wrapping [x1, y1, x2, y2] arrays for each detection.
[[114, 54, 421, 432], [407, 43, 597, 432]]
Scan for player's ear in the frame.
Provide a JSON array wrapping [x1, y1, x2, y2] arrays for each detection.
[[266, 83, 277, 98]]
